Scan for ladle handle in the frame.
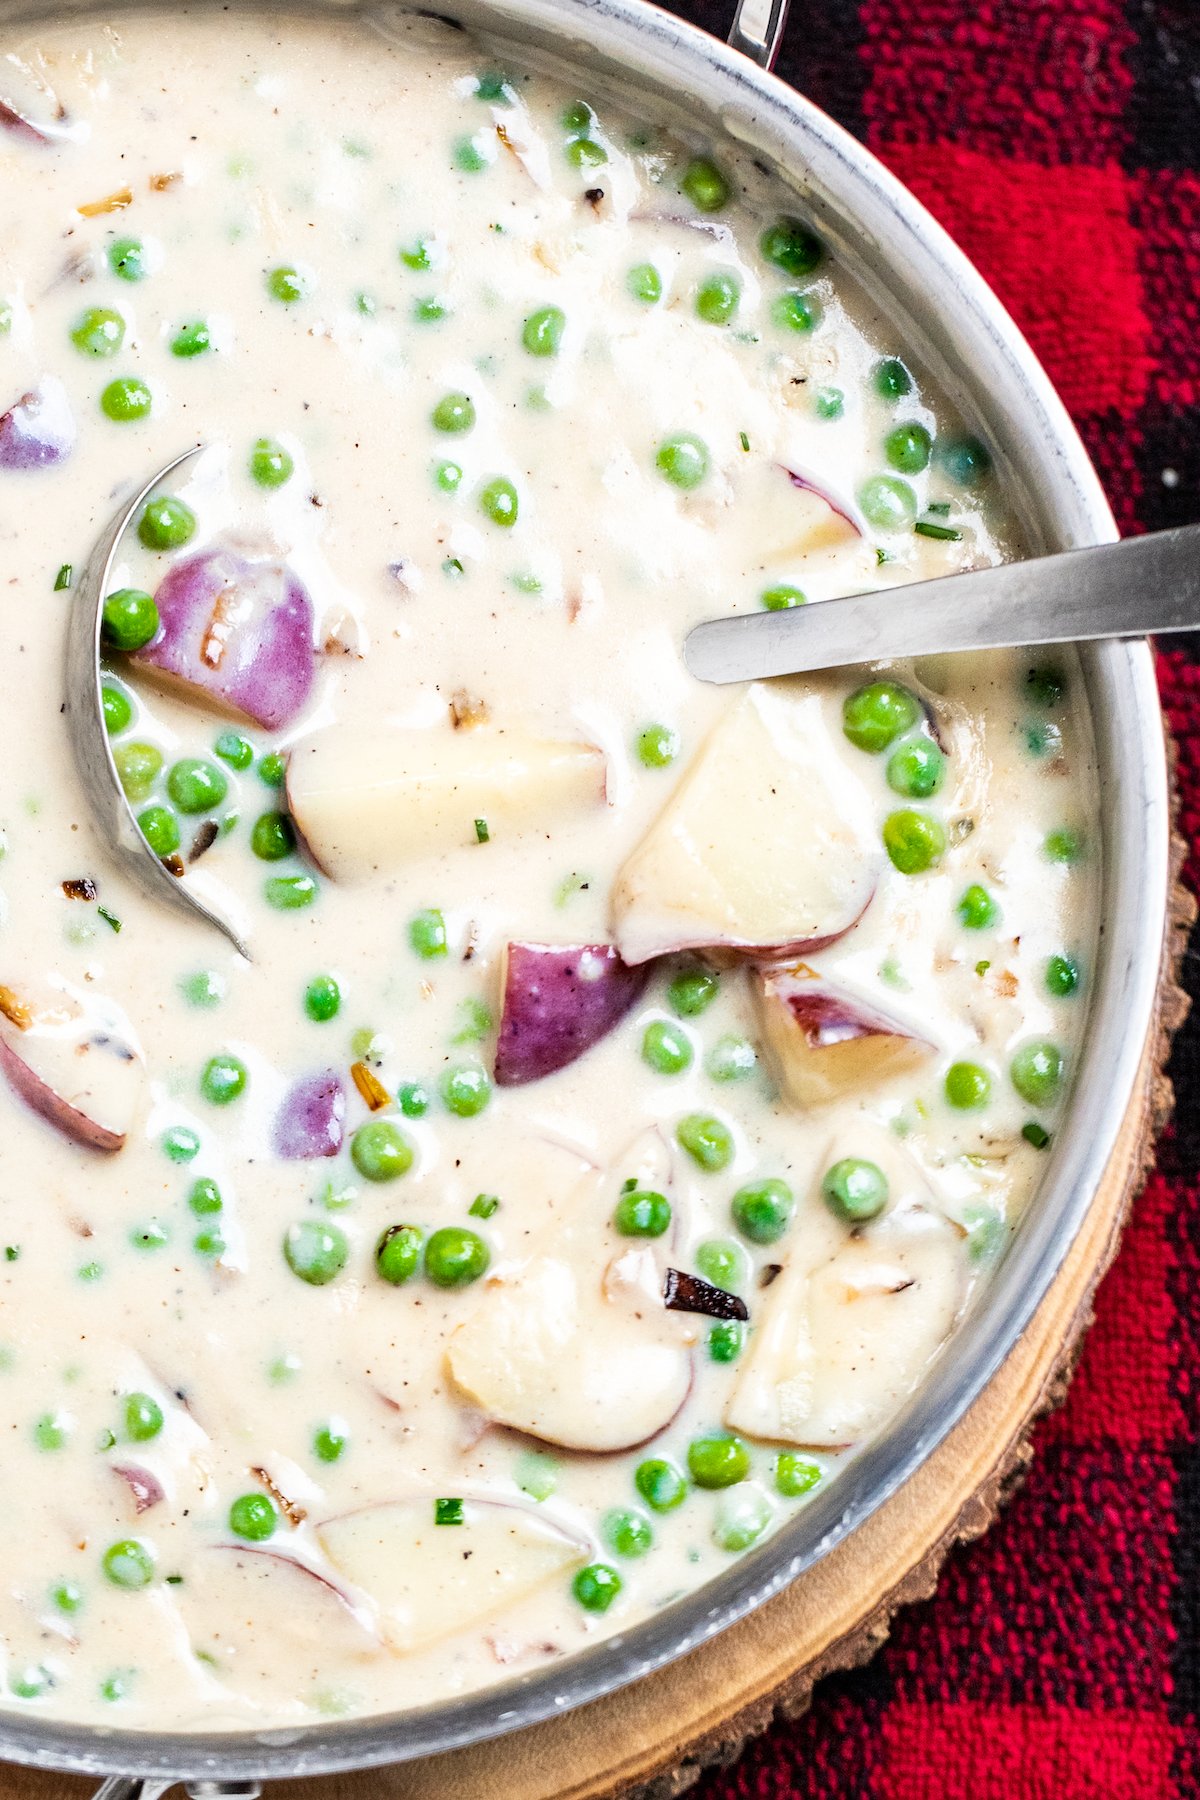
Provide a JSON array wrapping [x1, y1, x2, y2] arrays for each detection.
[[728, 0, 790, 68]]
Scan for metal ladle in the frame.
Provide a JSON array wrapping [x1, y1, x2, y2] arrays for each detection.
[[64, 445, 251, 961]]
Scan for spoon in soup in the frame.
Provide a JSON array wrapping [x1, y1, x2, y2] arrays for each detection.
[[683, 523, 1200, 683], [64, 444, 253, 960]]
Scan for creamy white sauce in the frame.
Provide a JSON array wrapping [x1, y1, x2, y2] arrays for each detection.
[[0, 8, 1097, 1728]]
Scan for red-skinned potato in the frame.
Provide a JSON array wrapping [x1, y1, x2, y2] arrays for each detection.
[[446, 1130, 694, 1451], [755, 964, 935, 1108], [131, 545, 315, 731], [273, 1069, 346, 1159], [494, 942, 647, 1086], [0, 979, 144, 1151], [317, 1496, 588, 1654], [0, 376, 75, 470], [613, 681, 879, 965]]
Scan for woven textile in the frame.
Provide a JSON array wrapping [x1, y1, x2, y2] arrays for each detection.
[[653, 2, 1200, 1794]]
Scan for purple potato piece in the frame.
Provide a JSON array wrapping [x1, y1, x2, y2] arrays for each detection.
[[0, 377, 75, 470], [111, 1463, 165, 1514], [663, 1268, 748, 1321], [132, 546, 316, 731], [273, 1069, 346, 1160], [493, 942, 648, 1086]]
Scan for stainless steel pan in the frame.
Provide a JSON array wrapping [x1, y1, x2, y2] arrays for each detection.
[[0, 0, 1170, 1793]]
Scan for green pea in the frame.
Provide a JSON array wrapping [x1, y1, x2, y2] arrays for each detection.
[[884, 421, 933, 474], [731, 1177, 793, 1244], [681, 156, 729, 212], [314, 1423, 347, 1463], [1044, 827, 1085, 863], [677, 1113, 734, 1172], [351, 1119, 414, 1182], [668, 968, 719, 1016], [522, 305, 566, 356], [627, 262, 662, 304], [193, 1227, 225, 1259], [34, 1413, 68, 1451], [1010, 1039, 1064, 1108], [712, 1486, 771, 1551], [107, 237, 149, 282], [413, 296, 448, 323], [375, 1223, 423, 1285], [114, 742, 163, 802], [687, 1433, 749, 1489], [634, 1458, 687, 1513], [842, 680, 919, 753], [937, 435, 991, 487], [102, 1540, 154, 1589], [772, 291, 821, 333], [1045, 953, 1080, 997], [250, 437, 294, 487], [562, 99, 593, 131], [304, 975, 340, 1022], [775, 1452, 821, 1497], [100, 377, 152, 423], [760, 217, 822, 276], [432, 391, 476, 433], [283, 1219, 349, 1286], [945, 1061, 991, 1110], [887, 736, 945, 798], [859, 473, 918, 532], [200, 1054, 247, 1106], [821, 1157, 888, 1223], [434, 459, 462, 493], [874, 357, 913, 401], [641, 1020, 692, 1076], [440, 1063, 492, 1117], [565, 137, 607, 167], [705, 1035, 757, 1082], [138, 496, 196, 551], [695, 1238, 747, 1291], [51, 1582, 83, 1615], [250, 810, 295, 861], [71, 307, 125, 358], [425, 1225, 490, 1288], [656, 433, 709, 489], [572, 1563, 621, 1612], [455, 134, 494, 171], [957, 884, 998, 930], [883, 809, 946, 874], [613, 1188, 672, 1237], [815, 385, 844, 420], [171, 320, 211, 358], [602, 1507, 653, 1557], [408, 908, 448, 959], [213, 731, 253, 770], [398, 1081, 430, 1118], [1024, 665, 1067, 707], [167, 758, 227, 815], [400, 238, 434, 270], [229, 1493, 277, 1540], [635, 722, 679, 768], [101, 683, 134, 735], [188, 1178, 222, 1216], [267, 265, 308, 303], [161, 1125, 200, 1164], [696, 272, 740, 325], [137, 805, 180, 857], [102, 588, 159, 652], [265, 874, 317, 910], [129, 1220, 169, 1251], [123, 1393, 163, 1443], [478, 476, 519, 528], [708, 1321, 744, 1363], [762, 584, 806, 610]]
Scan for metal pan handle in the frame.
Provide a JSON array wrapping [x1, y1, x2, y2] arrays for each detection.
[[728, 0, 789, 68]]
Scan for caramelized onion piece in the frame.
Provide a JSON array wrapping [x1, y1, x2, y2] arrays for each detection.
[[663, 1268, 749, 1322]]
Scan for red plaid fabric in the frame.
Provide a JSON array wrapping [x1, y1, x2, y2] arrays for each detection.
[[656, 2, 1200, 1793]]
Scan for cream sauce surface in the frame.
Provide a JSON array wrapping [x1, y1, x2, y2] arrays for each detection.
[[0, 8, 1097, 1729]]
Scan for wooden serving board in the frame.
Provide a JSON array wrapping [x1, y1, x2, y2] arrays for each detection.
[[7, 845, 1192, 1800]]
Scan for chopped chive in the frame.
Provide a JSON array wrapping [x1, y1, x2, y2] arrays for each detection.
[[1022, 1120, 1051, 1150], [914, 519, 963, 541], [975, 959, 991, 976], [474, 817, 490, 843], [469, 1193, 499, 1219], [97, 906, 122, 933], [54, 563, 73, 591], [926, 500, 952, 516], [434, 1497, 464, 1526], [738, 431, 750, 452]]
